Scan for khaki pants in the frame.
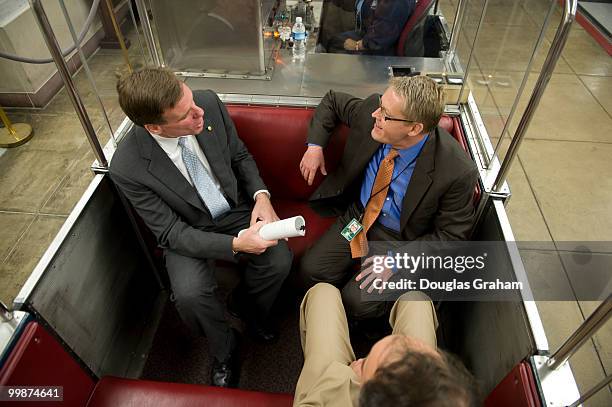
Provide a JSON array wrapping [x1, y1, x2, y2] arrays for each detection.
[[294, 283, 438, 405]]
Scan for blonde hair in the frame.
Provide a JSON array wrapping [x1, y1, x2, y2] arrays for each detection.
[[390, 75, 446, 133]]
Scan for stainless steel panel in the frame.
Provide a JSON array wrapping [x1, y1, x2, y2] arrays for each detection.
[[533, 355, 581, 407], [150, 0, 268, 74], [185, 52, 447, 99], [19, 175, 165, 378], [440, 199, 539, 394]]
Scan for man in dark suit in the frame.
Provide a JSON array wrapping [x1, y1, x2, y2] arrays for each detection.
[[299, 75, 477, 321], [325, 0, 414, 55], [110, 68, 292, 387]]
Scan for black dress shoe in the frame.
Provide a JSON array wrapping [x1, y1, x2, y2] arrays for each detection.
[[211, 357, 239, 388]]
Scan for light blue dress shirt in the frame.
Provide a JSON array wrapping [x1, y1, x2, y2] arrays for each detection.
[[359, 135, 428, 232]]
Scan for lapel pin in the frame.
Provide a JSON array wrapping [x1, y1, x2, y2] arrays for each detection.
[[207, 125, 213, 132]]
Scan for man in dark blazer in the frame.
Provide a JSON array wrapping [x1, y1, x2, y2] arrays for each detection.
[[299, 75, 477, 321], [110, 68, 292, 387]]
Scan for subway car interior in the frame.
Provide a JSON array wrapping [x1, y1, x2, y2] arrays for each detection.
[[0, 0, 611, 406]]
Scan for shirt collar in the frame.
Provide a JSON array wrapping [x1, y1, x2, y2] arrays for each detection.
[[149, 132, 193, 154], [384, 133, 429, 160]]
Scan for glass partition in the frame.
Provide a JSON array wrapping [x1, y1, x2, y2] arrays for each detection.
[[457, 0, 561, 165], [0, 0, 147, 307], [149, 0, 273, 75]]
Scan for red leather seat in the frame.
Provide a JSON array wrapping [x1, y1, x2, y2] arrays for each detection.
[[227, 106, 472, 257], [227, 105, 348, 200], [128, 105, 475, 265], [0, 321, 96, 406], [87, 376, 293, 407]]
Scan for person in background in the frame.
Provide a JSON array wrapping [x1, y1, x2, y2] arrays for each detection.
[[294, 283, 478, 406], [325, 0, 415, 55]]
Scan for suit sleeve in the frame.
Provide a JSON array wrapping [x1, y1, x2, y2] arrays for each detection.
[[110, 168, 236, 261], [413, 166, 478, 241], [307, 90, 364, 147], [213, 92, 267, 200]]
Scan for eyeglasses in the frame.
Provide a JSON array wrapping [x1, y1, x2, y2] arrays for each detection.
[[377, 96, 416, 123]]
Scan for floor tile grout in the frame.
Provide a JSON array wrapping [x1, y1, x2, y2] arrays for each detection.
[[575, 75, 612, 121], [1, 216, 36, 265], [0, 210, 68, 218], [511, 155, 612, 381], [521, 138, 612, 145]]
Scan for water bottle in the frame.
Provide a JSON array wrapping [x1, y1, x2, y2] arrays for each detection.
[[292, 17, 306, 59]]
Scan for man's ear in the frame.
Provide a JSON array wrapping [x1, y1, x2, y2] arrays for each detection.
[[144, 123, 162, 135], [407, 122, 424, 137]]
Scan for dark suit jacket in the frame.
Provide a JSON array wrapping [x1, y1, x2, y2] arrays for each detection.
[[307, 90, 478, 241], [109, 90, 266, 261]]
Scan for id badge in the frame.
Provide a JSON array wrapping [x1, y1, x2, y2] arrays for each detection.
[[341, 218, 363, 242]]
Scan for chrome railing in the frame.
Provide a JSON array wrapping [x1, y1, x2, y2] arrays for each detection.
[[135, 0, 162, 66], [492, 0, 577, 192], [29, 0, 108, 169], [547, 294, 611, 371]]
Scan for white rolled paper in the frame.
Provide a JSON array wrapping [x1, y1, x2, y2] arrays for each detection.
[[259, 216, 306, 240], [238, 216, 306, 240]]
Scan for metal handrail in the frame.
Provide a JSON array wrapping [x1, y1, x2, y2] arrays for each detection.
[[447, 0, 468, 57], [493, 0, 577, 191], [490, 0, 556, 167], [29, 0, 108, 168], [547, 293, 611, 371], [135, 0, 162, 66], [456, 0, 490, 104], [569, 373, 612, 407]]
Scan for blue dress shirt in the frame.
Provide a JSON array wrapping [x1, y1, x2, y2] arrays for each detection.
[[359, 135, 428, 232]]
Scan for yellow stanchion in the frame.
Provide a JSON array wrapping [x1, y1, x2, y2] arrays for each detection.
[[0, 107, 33, 148], [104, 0, 140, 77]]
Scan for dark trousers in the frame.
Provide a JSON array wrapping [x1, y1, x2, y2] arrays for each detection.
[[165, 204, 292, 361], [299, 202, 400, 320]]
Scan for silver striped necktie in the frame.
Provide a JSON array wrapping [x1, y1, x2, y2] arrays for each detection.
[[178, 137, 230, 219]]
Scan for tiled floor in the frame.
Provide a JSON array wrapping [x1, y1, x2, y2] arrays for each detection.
[[447, 0, 611, 404], [1, 0, 610, 404]]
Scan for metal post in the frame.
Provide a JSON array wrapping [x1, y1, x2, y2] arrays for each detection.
[[456, 0, 490, 104], [0, 107, 34, 148], [568, 373, 612, 407], [0, 301, 14, 323], [447, 0, 468, 57], [547, 293, 611, 371], [58, 0, 115, 141], [29, 0, 108, 168], [489, 0, 556, 169], [493, 0, 577, 191], [103, 0, 133, 72], [135, 0, 162, 66], [127, 0, 148, 64]]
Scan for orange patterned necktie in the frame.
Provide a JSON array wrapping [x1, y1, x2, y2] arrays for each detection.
[[350, 148, 400, 258]]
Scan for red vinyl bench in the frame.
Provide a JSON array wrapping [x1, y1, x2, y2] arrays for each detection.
[[0, 321, 292, 407], [227, 106, 477, 259]]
